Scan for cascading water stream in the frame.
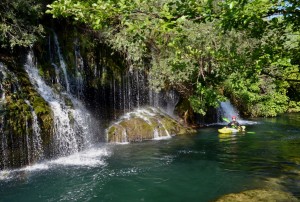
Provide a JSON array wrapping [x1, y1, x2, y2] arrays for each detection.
[[0, 64, 6, 111], [0, 116, 8, 169], [24, 100, 44, 161], [0, 66, 5, 168], [24, 51, 92, 156], [24, 120, 32, 165], [53, 33, 70, 92], [0, 84, 5, 104], [219, 101, 240, 120], [218, 101, 257, 125], [74, 40, 84, 98]]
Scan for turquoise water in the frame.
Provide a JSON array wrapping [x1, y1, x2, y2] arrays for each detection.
[[0, 113, 300, 201]]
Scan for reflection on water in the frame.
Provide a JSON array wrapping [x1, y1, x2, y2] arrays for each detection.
[[0, 113, 299, 201]]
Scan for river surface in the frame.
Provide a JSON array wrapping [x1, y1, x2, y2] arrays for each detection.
[[0, 113, 300, 201]]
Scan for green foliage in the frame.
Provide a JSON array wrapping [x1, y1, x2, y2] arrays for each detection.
[[216, 0, 300, 34], [189, 82, 225, 115], [288, 101, 300, 113], [47, 0, 300, 117], [0, 0, 45, 48], [225, 73, 289, 117]]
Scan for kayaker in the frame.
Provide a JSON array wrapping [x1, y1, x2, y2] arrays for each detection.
[[227, 116, 240, 128]]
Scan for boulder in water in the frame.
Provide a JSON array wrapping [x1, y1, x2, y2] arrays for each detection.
[[214, 189, 299, 202], [106, 107, 195, 143]]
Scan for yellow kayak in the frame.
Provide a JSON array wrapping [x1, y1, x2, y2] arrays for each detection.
[[218, 126, 245, 134]]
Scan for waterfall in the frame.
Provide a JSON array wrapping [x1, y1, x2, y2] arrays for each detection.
[[0, 116, 8, 169], [0, 84, 5, 104], [149, 89, 179, 118], [74, 39, 84, 98], [218, 100, 260, 125], [24, 120, 32, 164], [218, 101, 241, 124], [53, 33, 70, 92], [24, 51, 92, 156], [0, 64, 6, 113], [0, 65, 8, 168], [120, 126, 128, 144], [107, 67, 178, 119], [25, 100, 44, 161]]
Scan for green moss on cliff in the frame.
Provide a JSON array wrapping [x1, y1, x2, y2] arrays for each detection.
[[1, 62, 53, 153]]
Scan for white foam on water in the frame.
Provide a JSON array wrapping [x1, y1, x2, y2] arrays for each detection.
[[153, 135, 172, 141], [0, 146, 111, 181], [0, 170, 13, 180], [49, 147, 110, 167], [238, 120, 259, 125], [110, 142, 130, 145], [20, 163, 50, 172]]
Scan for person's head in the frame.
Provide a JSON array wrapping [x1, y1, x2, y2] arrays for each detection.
[[232, 116, 237, 121]]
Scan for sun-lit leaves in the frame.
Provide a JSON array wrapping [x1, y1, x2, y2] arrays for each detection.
[[46, 0, 300, 117], [0, 0, 45, 48]]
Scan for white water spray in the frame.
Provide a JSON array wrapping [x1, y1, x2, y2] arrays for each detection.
[[25, 100, 44, 161], [24, 51, 92, 156], [218, 101, 257, 125], [219, 101, 240, 120]]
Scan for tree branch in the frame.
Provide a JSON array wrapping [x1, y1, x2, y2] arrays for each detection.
[[261, 70, 300, 82]]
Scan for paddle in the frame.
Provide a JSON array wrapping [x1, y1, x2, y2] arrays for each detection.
[[222, 117, 230, 123]]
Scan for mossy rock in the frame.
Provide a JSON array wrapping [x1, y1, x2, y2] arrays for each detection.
[[214, 189, 299, 202], [107, 118, 154, 142], [107, 108, 196, 143]]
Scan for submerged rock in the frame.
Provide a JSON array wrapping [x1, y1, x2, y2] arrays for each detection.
[[106, 107, 195, 143], [214, 189, 299, 202]]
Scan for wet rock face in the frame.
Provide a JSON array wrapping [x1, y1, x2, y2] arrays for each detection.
[[106, 107, 195, 143], [214, 189, 299, 202]]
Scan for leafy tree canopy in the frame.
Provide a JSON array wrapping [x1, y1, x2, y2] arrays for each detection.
[[0, 0, 45, 49], [47, 0, 300, 116]]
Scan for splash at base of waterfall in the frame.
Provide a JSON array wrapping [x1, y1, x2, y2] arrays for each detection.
[[217, 101, 258, 125], [0, 145, 111, 181]]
